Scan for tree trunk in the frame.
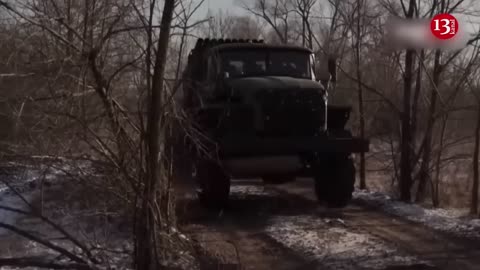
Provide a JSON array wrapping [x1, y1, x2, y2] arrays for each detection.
[[302, 15, 306, 47], [66, 0, 73, 56], [471, 106, 480, 215], [411, 50, 424, 155], [400, 48, 414, 202], [432, 114, 448, 207], [135, 0, 175, 269], [355, 0, 366, 190], [416, 50, 441, 203], [399, 0, 416, 202]]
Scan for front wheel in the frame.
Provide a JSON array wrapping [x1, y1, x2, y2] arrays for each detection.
[[313, 155, 355, 208], [194, 158, 231, 210]]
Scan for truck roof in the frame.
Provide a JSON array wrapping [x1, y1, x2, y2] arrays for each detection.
[[209, 42, 313, 54]]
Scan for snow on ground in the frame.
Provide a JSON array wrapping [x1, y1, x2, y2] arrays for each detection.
[[230, 184, 271, 196], [0, 161, 137, 269], [230, 183, 432, 269], [354, 190, 480, 239], [0, 162, 41, 236], [0, 167, 38, 194], [0, 194, 33, 236], [265, 215, 430, 270], [0, 158, 94, 193], [0, 158, 199, 270], [0, 157, 84, 235]]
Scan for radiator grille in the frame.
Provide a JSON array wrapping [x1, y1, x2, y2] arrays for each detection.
[[255, 89, 325, 136]]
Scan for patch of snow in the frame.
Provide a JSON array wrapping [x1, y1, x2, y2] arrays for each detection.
[[161, 250, 199, 270], [0, 158, 98, 194], [424, 207, 468, 219], [0, 73, 35, 78], [230, 185, 271, 196], [0, 194, 33, 235], [265, 215, 429, 270], [0, 164, 40, 236], [0, 158, 198, 270], [354, 190, 480, 239]]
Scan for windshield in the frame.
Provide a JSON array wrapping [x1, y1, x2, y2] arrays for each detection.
[[220, 49, 312, 79]]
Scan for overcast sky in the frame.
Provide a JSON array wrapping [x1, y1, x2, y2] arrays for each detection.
[[190, 0, 478, 46], [195, 0, 245, 18]]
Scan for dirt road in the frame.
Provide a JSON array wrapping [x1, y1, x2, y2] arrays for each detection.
[[179, 179, 480, 270], [2, 157, 479, 270]]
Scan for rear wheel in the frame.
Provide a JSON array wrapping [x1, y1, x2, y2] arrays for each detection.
[[314, 155, 355, 208], [194, 158, 231, 210]]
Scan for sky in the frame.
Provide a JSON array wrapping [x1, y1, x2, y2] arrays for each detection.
[[195, 0, 245, 18], [189, 0, 478, 48]]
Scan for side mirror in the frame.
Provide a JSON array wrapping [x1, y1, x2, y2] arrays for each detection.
[[314, 55, 337, 84], [327, 57, 337, 83], [314, 65, 330, 83]]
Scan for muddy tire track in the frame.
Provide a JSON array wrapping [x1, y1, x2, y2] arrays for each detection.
[[272, 179, 480, 270], [178, 180, 458, 270], [178, 183, 315, 270]]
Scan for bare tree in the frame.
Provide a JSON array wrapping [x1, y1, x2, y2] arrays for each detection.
[[241, 0, 293, 43], [467, 69, 480, 214], [202, 9, 235, 39], [398, 0, 416, 202], [0, 0, 195, 268], [135, 0, 176, 268], [201, 10, 262, 40], [293, 0, 316, 49], [471, 84, 480, 215]]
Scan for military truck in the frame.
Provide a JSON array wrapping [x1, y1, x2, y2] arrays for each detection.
[[168, 38, 369, 209]]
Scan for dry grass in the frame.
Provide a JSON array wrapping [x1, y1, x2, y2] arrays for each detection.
[[360, 139, 474, 209]]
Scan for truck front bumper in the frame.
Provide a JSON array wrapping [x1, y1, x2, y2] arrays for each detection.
[[218, 135, 370, 157]]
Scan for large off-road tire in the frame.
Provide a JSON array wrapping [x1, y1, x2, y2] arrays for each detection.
[[194, 158, 231, 210], [314, 155, 355, 208]]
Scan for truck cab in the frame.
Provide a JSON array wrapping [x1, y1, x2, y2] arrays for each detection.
[[171, 38, 369, 210]]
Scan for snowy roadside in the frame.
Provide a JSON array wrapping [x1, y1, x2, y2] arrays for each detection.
[[226, 184, 433, 270], [0, 157, 91, 235], [353, 190, 480, 239], [0, 159, 133, 269], [0, 157, 199, 270], [0, 161, 45, 236], [0, 157, 96, 194], [265, 215, 432, 270], [0, 194, 33, 236]]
